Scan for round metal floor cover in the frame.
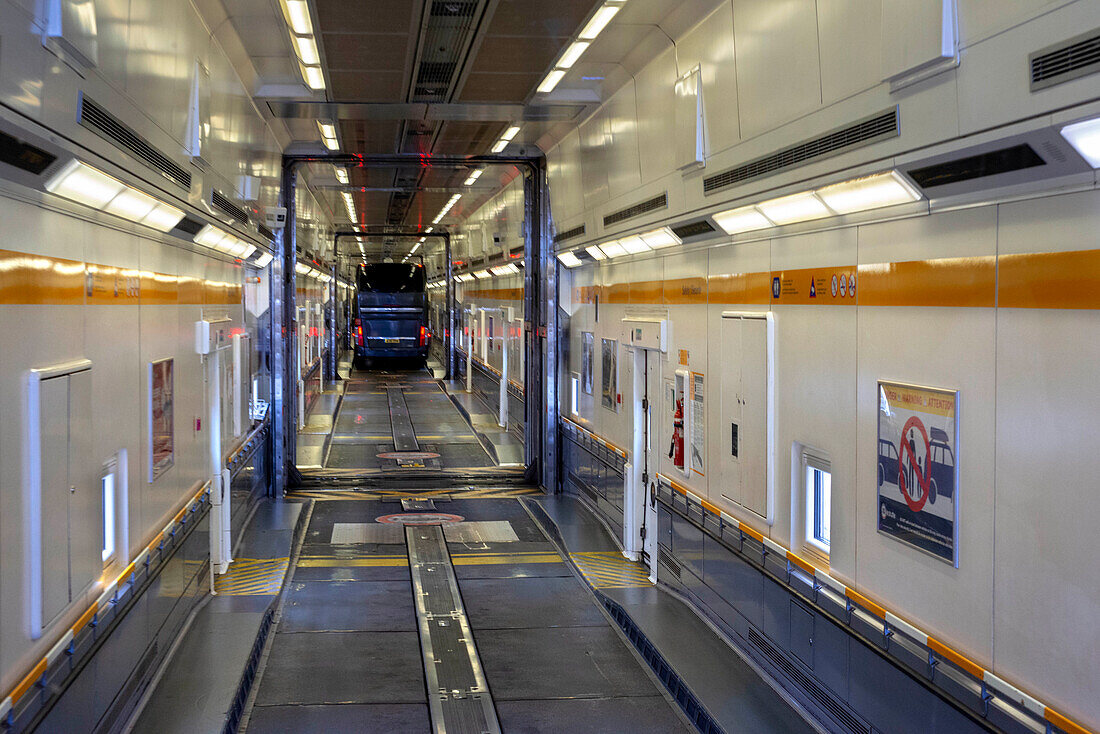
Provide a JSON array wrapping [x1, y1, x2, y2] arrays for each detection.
[[376, 513, 465, 525], [376, 451, 441, 460]]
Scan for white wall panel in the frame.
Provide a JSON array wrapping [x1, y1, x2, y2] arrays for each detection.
[[732, 0, 822, 138], [634, 48, 678, 185], [0, 1, 46, 119], [579, 111, 612, 206], [675, 2, 741, 155], [957, 0, 1074, 45], [604, 84, 643, 200], [816, 0, 882, 104]]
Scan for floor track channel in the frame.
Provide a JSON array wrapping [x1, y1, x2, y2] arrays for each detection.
[[407, 524, 501, 734], [388, 387, 420, 452]]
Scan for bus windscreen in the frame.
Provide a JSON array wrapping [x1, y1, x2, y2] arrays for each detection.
[[357, 263, 425, 293]]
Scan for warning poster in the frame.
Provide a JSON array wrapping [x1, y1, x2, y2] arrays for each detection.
[[149, 358, 175, 482], [876, 381, 959, 566]]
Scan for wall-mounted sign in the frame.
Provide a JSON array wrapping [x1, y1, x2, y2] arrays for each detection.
[[876, 381, 959, 566], [149, 358, 175, 482], [691, 372, 705, 475], [581, 332, 594, 395]]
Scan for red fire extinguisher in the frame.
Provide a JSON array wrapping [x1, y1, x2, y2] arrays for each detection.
[[669, 398, 684, 468]]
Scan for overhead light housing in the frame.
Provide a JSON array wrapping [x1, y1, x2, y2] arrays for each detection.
[[756, 191, 832, 225], [578, 5, 620, 40], [302, 64, 325, 90], [1060, 117, 1100, 168], [194, 224, 228, 249], [713, 205, 773, 235], [282, 0, 313, 35], [45, 160, 187, 233], [501, 125, 521, 142], [815, 170, 921, 214], [464, 168, 483, 186], [537, 69, 567, 94], [474, 270, 491, 279], [491, 139, 508, 153], [334, 167, 349, 184], [317, 121, 336, 138], [599, 240, 626, 258], [618, 235, 650, 254], [558, 40, 590, 69], [557, 251, 583, 268], [293, 35, 320, 65], [254, 252, 273, 268], [585, 245, 607, 260], [639, 226, 681, 249]]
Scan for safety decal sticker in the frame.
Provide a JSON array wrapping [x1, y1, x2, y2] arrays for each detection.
[[876, 381, 959, 566]]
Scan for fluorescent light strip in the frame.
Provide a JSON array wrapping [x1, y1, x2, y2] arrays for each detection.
[[558, 40, 590, 69], [334, 167, 349, 184], [294, 35, 320, 65], [282, 0, 313, 35], [578, 4, 620, 40], [302, 64, 325, 90], [713, 205, 773, 235], [815, 171, 922, 214], [598, 241, 626, 258], [1061, 117, 1100, 168], [618, 235, 650, 254], [557, 251, 583, 268], [254, 252, 273, 268], [464, 169, 483, 186], [639, 226, 681, 249], [44, 159, 185, 232], [585, 245, 607, 260], [537, 69, 567, 94]]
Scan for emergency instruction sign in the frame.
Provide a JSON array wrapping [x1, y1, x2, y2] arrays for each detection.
[[876, 381, 959, 566]]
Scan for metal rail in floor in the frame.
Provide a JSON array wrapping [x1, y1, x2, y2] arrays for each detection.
[[321, 367, 496, 471], [242, 494, 692, 733]]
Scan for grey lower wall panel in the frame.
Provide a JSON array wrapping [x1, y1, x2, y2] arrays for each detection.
[[456, 356, 526, 445], [655, 504, 990, 734], [32, 447, 269, 734], [561, 435, 626, 543]]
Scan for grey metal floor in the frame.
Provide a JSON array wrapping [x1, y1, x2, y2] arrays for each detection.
[[243, 494, 691, 733], [321, 364, 496, 471]]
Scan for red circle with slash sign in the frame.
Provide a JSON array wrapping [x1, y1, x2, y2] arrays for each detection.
[[376, 513, 464, 525], [897, 416, 931, 513]]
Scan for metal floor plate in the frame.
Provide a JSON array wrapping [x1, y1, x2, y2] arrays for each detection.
[[407, 525, 501, 734]]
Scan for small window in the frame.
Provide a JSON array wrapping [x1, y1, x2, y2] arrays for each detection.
[[570, 373, 580, 416], [101, 470, 116, 564], [803, 453, 831, 557]]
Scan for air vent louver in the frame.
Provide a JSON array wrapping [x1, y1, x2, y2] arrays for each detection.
[[906, 144, 1045, 189], [671, 220, 715, 239], [257, 224, 275, 241], [658, 548, 681, 579], [175, 217, 205, 236], [212, 190, 250, 227], [747, 628, 869, 734], [0, 130, 57, 175], [703, 109, 899, 195], [602, 193, 667, 227], [1030, 29, 1100, 91], [77, 94, 192, 191], [553, 224, 586, 243]]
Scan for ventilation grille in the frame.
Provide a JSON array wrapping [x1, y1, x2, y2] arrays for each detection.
[[671, 220, 715, 239], [78, 95, 192, 191], [703, 109, 899, 194], [553, 224, 586, 243], [658, 547, 681, 579], [747, 628, 870, 734], [431, 1, 477, 16], [212, 190, 249, 227], [602, 193, 668, 227], [0, 130, 56, 175], [416, 61, 458, 97], [257, 224, 275, 241], [1030, 30, 1100, 91], [905, 144, 1045, 189]]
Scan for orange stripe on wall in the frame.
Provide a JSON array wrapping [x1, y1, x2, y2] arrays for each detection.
[[999, 249, 1100, 309], [858, 257, 996, 308], [662, 277, 706, 304], [630, 280, 663, 304], [605, 283, 629, 304], [0, 249, 85, 305], [466, 287, 523, 300], [708, 272, 771, 305], [771, 266, 857, 305]]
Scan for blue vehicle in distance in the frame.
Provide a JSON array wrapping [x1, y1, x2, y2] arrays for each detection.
[[352, 260, 431, 368]]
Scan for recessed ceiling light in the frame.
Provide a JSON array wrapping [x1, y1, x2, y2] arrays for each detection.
[[585, 245, 607, 260], [815, 171, 922, 214], [712, 205, 773, 235], [557, 251, 583, 268], [302, 65, 325, 90], [558, 40, 591, 69], [578, 5, 620, 40], [283, 0, 313, 35], [755, 192, 832, 225], [537, 69, 567, 94], [1061, 117, 1100, 168], [293, 35, 320, 65]]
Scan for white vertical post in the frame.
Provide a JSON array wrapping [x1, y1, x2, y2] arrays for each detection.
[[623, 346, 645, 561], [466, 322, 473, 393], [498, 312, 508, 428], [208, 348, 230, 575]]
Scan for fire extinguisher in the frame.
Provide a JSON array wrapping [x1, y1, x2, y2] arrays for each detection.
[[669, 398, 684, 468]]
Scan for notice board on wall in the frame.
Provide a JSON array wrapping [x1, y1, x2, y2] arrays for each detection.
[[601, 338, 617, 411], [582, 332, 594, 394], [691, 372, 705, 475], [149, 358, 175, 482], [876, 381, 959, 566]]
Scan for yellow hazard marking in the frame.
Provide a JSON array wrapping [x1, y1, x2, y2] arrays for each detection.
[[296, 550, 563, 568], [214, 558, 289, 595], [288, 487, 542, 501], [570, 551, 653, 589]]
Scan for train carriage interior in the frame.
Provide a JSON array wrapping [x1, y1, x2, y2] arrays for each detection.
[[0, 1, 1099, 733]]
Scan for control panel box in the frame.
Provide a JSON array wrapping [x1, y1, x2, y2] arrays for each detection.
[[621, 318, 667, 352], [195, 317, 233, 355]]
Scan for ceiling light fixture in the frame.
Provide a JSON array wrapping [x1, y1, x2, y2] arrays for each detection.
[[712, 205, 773, 235], [557, 251, 583, 268], [254, 252, 273, 268], [639, 226, 682, 249], [301, 64, 325, 91], [1060, 116, 1100, 168], [537, 69, 567, 94], [293, 35, 320, 65], [578, 4, 621, 40], [464, 168, 483, 186], [585, 245, 607, 260], [281, 0, 313, 35], [44, 159, 184, 232], [755, 191, 832, 225], [618, 234, 650, 254], [814, 170, 922, 214], [598, 240, 626, 258], [334, 167, 349, 184], [558, 40, 591, 69]]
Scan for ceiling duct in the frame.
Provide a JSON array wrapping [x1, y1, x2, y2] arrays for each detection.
[[703, 109, 899, 195], [1030, 29, 1100, 92], [77, 93, 192, 191], [603, 192, 668, 227], [670, 219, 715, 240]]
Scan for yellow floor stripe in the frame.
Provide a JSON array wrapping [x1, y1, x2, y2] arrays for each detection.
[[296, 551, 564, 568], [571, 552, 652, 589], [214, 558, 289, 595]]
